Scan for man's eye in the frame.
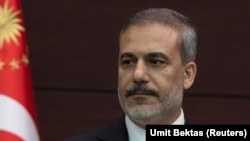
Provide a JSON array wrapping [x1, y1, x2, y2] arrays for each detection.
[[150, 59, 165, 66], [121, 59, 134, 66], [122, 60, 131, 64]]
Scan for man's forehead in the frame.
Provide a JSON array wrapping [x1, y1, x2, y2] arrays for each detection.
[[120, 24, 180, 46], [122, 23, 179, 36]]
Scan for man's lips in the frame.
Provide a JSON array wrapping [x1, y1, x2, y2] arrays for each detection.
[[134, 92, 148, 95], [128, 91, 155, 97]]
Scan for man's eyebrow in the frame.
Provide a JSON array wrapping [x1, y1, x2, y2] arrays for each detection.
[[146, 52, 169, 60], [120, 52, 136, 59]]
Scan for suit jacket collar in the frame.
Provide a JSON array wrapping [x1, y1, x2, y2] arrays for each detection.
[[95, 115, 191, 141], [96, 116, 128, 141], [184, 117, 191, 125]]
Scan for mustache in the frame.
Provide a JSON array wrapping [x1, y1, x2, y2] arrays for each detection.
[[125, 84, 159, 97]]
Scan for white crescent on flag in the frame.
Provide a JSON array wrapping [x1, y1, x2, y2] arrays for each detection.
[[0, 94, 40, 141]]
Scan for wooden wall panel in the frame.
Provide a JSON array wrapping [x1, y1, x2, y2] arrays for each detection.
[[21, 0, 250, 94], [183, 94, 250, 124], [17, 0, 250, 140], [35, 91, 123, 141]]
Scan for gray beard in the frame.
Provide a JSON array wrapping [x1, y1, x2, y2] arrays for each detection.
[[118, 81, 183, 126]]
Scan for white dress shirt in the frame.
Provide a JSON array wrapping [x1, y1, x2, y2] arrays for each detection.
[[125, 109, 185, 141]]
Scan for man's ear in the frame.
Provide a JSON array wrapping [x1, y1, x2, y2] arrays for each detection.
[[183, 62, 197, 90]]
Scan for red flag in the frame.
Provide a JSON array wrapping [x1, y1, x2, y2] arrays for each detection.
[[0, 0, 40, 140]]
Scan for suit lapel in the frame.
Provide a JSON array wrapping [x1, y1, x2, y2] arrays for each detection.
[[95, 115, 191, 141], [184, 117, 191, 125], [96, 116, 128, 141]]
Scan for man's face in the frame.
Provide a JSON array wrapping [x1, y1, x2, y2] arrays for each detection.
[[118, 23, 185, 124]]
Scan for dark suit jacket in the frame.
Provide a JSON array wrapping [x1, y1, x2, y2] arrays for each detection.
[[64, 115, 191, 141], [64, 116, 128, 141]]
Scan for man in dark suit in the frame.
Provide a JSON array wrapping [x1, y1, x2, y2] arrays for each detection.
[[65, 7, 197, 141]]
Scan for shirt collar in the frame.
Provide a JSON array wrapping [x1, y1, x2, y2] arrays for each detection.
[[172, 108, 185, 125], [125, 109, 185, 141], [125, 115, 145, 141]]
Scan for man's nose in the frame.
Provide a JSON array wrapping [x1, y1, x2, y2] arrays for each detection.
[[133, 60, 149, 83]]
